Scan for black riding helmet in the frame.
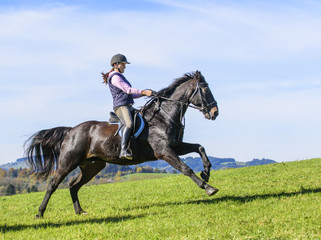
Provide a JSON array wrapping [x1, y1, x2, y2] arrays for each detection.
[[110, 54, 131, 67]]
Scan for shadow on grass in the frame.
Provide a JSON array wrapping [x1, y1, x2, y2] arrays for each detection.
[[123, 187, 321, 210], [0, 213, 147, 233], [197, 186, 321, 204]]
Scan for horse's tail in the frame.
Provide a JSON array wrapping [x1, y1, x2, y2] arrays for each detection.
[[24, 126, 72, 180]]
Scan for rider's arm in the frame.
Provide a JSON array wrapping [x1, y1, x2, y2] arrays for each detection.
[[110, 74, 142, 96]]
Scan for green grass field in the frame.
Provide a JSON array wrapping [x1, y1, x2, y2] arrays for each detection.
[[0, 159, 320, 239], [119, 172, 169, 182]]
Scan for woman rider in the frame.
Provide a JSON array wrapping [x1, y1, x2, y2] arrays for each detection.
[[102, 54, 153, 160]]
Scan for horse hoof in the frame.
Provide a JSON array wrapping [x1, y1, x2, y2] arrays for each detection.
[[77, 210, 88, 215], [35, 214, 43, 219], [205, 186, 219, 196]]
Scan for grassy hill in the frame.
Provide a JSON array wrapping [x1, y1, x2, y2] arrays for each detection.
[[0, 158, 320, 239]]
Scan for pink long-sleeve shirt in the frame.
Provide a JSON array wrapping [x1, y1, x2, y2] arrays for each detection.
[[110, 72, 142, 98]]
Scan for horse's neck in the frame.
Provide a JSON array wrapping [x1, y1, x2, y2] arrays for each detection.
[[160, 82, 192, 121], [171, 81, 193, 102], [143, 79, 194, 124]]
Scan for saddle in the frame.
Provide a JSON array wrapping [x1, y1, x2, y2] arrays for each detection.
[[109, 111, 145, 139]]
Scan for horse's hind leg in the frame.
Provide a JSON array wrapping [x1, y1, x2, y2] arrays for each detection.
[[174, 142, 211, 182], [69, 159, 106, 215], [36, 150, 82, 218], [36, 167, 73, 218]]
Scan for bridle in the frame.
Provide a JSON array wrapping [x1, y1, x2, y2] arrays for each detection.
[[188, 81, 217, 114], [142, 79, 217, 129]]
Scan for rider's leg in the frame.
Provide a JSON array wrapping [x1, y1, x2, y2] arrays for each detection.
[[115, 105, 134, 159]]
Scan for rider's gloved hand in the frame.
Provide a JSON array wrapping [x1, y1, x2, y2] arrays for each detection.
[[142, 89, 154, 97]]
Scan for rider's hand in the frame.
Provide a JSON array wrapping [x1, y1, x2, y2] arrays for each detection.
[[142, 90, 153, 97]]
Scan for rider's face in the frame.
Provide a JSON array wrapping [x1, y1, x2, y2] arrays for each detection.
[[116, 63, 126, 73]]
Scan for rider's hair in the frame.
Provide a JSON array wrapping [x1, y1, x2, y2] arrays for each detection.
[[101, 67, 114, 85]]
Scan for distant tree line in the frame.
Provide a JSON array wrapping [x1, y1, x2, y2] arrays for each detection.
[[0, 168, 41, 196], [0, 164, 171, 196]]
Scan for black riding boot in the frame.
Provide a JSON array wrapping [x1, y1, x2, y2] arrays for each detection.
[[119, 127, 133, 160]]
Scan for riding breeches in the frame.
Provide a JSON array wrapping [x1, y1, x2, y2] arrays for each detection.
[[114, 105, 134, 129]]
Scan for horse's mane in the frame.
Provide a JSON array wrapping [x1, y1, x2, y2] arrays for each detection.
[[140, 71, 204, 113], [156, 71, 203, 98]]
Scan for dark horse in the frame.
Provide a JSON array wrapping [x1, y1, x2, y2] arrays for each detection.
[[25, 71, 219, 218]]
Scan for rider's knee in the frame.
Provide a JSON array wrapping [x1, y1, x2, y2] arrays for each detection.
[[125, 122, 133, 130]]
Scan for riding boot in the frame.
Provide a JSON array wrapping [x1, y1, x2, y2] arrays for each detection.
[[119, 127, 133, 160]]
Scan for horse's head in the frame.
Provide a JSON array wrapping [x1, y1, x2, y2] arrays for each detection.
[[189, 71, 219, 120]]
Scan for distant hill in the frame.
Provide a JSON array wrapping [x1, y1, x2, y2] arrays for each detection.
[[0, 156, 277, 172], [138, 157, 277, 173], [0, 158, 27, 170]]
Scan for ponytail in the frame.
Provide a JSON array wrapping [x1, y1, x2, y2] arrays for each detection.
[[101, 68, 114, 85]]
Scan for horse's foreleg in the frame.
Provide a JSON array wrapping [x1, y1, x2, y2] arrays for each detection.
[[174, 142, 211, 182], [69, 160, 106, 215], [160, 148, 218, 196]]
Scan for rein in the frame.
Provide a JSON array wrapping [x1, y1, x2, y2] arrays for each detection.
[[141, 80, 217, 129]]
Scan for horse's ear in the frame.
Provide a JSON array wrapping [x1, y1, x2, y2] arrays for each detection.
[[195, 70, 201, 81]]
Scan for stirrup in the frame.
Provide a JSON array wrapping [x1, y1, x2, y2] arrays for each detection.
[[119, 149, 133, 160]]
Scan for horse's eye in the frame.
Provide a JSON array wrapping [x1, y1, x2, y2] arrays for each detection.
[[202, 87, 209, 94]]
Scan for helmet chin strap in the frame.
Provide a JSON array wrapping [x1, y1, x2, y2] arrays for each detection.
[[114, 63, 123, 73], [113, 63, 119, 72]]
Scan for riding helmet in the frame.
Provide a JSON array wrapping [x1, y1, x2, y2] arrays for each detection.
[[110, 54, 131, 67]]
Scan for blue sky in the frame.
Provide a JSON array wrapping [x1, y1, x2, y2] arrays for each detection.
[[1, 0, 321, 165]]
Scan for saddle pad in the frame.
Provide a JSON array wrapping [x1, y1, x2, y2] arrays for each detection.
[[109, 112, 145, 139], [134, 113, 144, 138]]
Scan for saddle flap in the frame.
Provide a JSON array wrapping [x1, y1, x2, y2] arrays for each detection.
[[133, 112, 145, 139], [108, 111, 145, 139], [109, 112, 120, 123]]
